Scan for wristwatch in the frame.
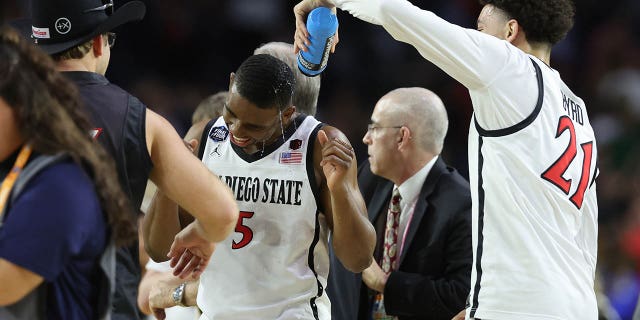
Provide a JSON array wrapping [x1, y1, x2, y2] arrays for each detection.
[[172, 282, 187, 307]]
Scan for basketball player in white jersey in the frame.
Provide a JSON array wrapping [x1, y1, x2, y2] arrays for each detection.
[[294, 0, 599, 319], [144, 54, 376, 320]]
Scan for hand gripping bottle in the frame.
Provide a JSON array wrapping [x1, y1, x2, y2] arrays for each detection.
[[297, 7, 338, 77]]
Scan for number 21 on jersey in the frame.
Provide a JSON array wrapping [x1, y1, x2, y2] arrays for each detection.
[[541, 115, 595, 209]]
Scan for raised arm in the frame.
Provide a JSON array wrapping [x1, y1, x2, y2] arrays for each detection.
[[294, 0, 509, 90], [315, 127, 376, 272], [144, 110, 237, 257]]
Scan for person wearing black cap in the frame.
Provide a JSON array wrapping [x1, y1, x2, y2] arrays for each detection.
[[14, 1, 239, 319], [0, 24, 135, 320]]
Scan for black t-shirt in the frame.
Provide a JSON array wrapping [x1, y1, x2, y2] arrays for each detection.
[[65, 71, 153, 320]]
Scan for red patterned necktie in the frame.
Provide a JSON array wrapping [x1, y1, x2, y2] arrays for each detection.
[[382, 187, 402, 273], [372, 187, 401, 320]]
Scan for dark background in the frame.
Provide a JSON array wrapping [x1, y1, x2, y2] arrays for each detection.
[[3, 0, 640, 318]]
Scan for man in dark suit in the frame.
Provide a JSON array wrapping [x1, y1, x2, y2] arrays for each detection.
[[328, 87, 472, 320]]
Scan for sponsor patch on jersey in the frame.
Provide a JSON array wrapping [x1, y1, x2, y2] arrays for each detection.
[[209, 126, 229, 142], [289, 139, 303, 150], [279, 151, 303, 164]]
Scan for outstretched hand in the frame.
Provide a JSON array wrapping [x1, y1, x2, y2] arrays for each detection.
[[168, 221, 216, 279], [293, 0, 340, 54], [318, 129, 356, 191]]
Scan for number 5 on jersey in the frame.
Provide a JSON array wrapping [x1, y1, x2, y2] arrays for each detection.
[[232, 211, 254, 249], [541, 115, 594, 209]]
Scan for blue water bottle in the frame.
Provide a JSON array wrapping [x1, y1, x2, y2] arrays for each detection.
[[297, 7, 338, 77]]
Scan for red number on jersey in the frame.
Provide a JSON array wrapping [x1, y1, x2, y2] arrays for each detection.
[[541, 116, 593, 209], [569, 142, 593, 208], [232, 211, 254, 249]]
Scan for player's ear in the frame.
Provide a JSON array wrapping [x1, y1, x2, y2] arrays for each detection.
[[281, 105, 296, 121], [228, 72, 236, 91], [92, 35, 104, 57], [184, 138, 199, 154], [505, 19, 519, 43]]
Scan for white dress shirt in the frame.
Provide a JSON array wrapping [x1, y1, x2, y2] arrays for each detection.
[[394, 156, 438, 256]]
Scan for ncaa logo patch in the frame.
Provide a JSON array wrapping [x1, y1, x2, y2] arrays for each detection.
[[209, 126, 229, 142], [55, 18, 71, 34]]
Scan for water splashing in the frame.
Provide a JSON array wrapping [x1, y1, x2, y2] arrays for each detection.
[[279, 109, 286, 141]]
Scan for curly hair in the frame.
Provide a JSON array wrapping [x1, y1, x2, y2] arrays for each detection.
[[479, 0, 575, 45], [0, 25, 136, 246]]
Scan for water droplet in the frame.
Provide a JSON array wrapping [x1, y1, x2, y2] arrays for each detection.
[[279, 110, 286, 141]]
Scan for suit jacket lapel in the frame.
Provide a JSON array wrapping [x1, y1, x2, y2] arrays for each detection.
[[399, 158, 447, 265]]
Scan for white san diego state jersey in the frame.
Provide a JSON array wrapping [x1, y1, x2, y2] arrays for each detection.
[[197, 115, 330, 320], [468, 57, 598, 319], [330, 1, 600, 318]]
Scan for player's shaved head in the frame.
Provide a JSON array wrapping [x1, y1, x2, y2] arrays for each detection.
[[379, 87, 448, 154]]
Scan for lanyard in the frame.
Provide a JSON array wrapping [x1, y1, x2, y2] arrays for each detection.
[[0, 145, 33, 215]]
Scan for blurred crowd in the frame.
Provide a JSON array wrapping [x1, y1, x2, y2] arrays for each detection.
[[3, 0, 640, 318]]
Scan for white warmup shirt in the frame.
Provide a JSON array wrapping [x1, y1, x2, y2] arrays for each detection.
[[333, 0, 599, 319], [197, 115, 330, 320]]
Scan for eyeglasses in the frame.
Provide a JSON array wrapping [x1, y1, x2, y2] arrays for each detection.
[[84, 0, 114, 15], [367, 124, 403, 133], [106, 32, 116, 48]]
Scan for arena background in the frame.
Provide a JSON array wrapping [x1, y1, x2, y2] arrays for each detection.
[[2, 1, 640, 318]]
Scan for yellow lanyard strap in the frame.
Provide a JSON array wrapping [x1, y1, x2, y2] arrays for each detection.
[[0, 145, 33, 215]]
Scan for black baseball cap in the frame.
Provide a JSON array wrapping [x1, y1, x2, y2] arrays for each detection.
[[13, 0, 145, 54]]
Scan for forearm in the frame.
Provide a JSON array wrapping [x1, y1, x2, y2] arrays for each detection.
[[143, 191, 181, 262], [138, 270, 164, 315], [155, 279, 199, 308], [183, 280, 199, 306], [148, 110, 238, 244], [152, 164, 237, 244], [182, 176, 237, 243], [145, 273, 200, 314], [330, 185, 376, 272]]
